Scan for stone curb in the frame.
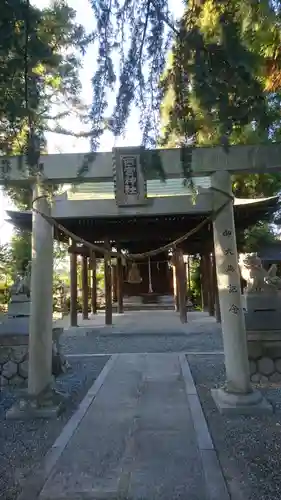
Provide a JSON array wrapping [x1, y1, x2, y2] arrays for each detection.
[[16, 354, 119, 500], [65, 351, 224, 358], [179, 353, 230, 500]]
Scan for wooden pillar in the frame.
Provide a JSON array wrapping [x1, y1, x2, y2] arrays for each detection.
[[90, 252, 97, 314], [201, 255, 209, 312], [116, 249, 124, 314], [172, 262, 179, 311], [184, 261, 187, 296], [82, 255, 89, 320], [187, 255, 191, 291], [112, 265, 118, 303], [104, 239, 112, 325], [175, 248, 187, 323], [70, 241, 78, 327], [206, 253, 215, 317]]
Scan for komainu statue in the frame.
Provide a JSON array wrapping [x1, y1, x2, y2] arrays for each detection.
[[240, 253, 281, 294], [10, 261, 31, 297]]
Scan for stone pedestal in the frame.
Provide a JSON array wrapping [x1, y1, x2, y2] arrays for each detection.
[[248, 331, 281, 383], [245, 292, 281, 331], [246, 292, 280, 312], [211, 387, 272, 415], [8, 294, 30, 318], [0, 319, 67, 389], [6, 386, 66, 420]]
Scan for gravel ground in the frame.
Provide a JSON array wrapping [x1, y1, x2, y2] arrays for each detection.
[[188, 354, 281, 500], [0, 356, 109, 500], [61, 326, 223, 355]]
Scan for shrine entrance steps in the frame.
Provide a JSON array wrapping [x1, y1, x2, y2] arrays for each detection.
[[113, 302, 175, 311], [29, 353, 229, 500]]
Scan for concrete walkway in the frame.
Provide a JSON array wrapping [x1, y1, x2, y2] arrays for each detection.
[[55, 310, 218, 335], [28, 353, 229, 500]]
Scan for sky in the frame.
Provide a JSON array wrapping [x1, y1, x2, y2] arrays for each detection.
[[0, 0, 184, 244]]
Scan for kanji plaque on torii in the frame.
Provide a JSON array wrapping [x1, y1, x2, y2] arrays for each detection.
[[122, 155, 138, 195], [113, 146, 147, 206]]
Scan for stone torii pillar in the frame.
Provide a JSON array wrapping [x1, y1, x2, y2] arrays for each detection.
[[211, 171, 271, 414], [7, 183, 63, 419]]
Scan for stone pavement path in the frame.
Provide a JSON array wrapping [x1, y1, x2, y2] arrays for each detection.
[[35, 353, 229, 500], [59, 310, 223, 355], [56, 310, 218, 335]]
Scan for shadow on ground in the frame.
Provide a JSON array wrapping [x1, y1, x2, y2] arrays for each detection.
[[0, 356, 109, 500], [188, 354, 281, 500]]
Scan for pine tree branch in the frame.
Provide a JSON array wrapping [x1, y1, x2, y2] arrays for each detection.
[[150, 0, 179, 35]]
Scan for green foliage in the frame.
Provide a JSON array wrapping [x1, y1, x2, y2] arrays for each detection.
[[232, 173, 281, 198], [0, 0, 88, 271], [188, 256, 201, 305], [0, 231, 31, 284], [243, 222, 277, 252], [9, 231, 31, 273], [160, 0, 281, 148], [0, 0, 87, 172], [0, 1, 88, 288], [89, 0, 172, 151], [159, 1, 281, 199], [87, 1, 281, 185], [157, 2, 281, 248]]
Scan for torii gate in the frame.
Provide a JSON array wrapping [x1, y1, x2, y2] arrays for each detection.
[[2, 143, 280, 418]]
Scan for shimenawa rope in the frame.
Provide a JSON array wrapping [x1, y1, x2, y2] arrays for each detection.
[[31, 187, 233, 262]]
